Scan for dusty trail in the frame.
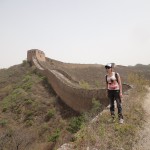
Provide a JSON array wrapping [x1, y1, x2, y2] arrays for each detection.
[[133, 87, 150, 150]]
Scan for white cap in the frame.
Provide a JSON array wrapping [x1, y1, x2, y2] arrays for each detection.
[[105, 63, 112, 68]]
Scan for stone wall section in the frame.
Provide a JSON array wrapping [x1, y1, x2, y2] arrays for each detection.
[[27, 49, 131, 112], [27, 49, 45, 62], [32, 57, 44, 70]]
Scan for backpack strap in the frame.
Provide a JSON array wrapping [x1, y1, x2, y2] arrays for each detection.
[[115, 72, 119, 83], [105, 75, 108, 84]]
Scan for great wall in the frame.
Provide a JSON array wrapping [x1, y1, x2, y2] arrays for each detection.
[[27, 49, 131, 113]]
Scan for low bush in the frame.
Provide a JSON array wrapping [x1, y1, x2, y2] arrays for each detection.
[[79, 80, 90, 89], [67, 116, 85, 134], [0, 119, 8, 127], [48, 129, 61, 142]]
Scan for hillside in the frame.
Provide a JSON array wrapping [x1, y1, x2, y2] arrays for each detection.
[[0, 58, 150, 150], [41, 57, 150, 88], [0, 62, 80, 150]]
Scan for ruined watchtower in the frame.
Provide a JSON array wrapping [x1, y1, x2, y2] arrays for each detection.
[[27, 49, 46, 62]]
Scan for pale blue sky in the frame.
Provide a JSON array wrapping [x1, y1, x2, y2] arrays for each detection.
[[0, 0, 150, 68]]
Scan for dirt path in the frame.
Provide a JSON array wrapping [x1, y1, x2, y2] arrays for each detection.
[[133, 87, 150, 150]]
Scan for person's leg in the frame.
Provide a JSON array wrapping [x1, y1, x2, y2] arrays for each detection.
[[114, 90, 123, 120], [108, 90, 115, 118]]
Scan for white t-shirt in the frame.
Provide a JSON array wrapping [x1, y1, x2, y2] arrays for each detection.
[[106, 72, 119, 90]]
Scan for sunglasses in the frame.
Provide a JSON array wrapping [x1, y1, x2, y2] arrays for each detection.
[[105, 66, 111, 69]]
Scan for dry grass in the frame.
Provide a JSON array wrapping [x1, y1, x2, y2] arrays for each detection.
[[71, 73, 150, 150], [0, 60, 150, 150], [0, 61, 80, 150]]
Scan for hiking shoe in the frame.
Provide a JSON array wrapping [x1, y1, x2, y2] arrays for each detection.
[[119, 118, 124, 124]]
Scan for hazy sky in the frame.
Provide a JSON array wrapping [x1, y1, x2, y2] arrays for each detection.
[[0, 0, 150, 68]]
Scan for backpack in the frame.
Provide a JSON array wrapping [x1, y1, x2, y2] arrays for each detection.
[[105, 72, 118, 84]]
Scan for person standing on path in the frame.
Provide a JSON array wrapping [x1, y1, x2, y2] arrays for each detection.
[[105, 63, 124, 124]]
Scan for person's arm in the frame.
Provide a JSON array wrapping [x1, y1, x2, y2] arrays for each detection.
[[105, 75, 108, 89], [117, 73, 123, 98], [105, 75, 108, 96]]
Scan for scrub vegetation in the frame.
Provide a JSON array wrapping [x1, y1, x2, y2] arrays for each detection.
[[0, 60, 150, 150], [73, 73, 150, 150]]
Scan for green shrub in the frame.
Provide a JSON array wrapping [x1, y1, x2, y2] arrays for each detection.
[[67, 116, 85, 133], [25, 120, 33, 127], [22, 75, 31, 82], [45, 109, 55, 121], [91, 98, 101, 113], [48, 129, 61, 142], [22, 82, 32, 90], [24, 110, 34, 121], [24, 99, 33, 105], [22, 60, 29, 66], [1, 88, 27, 113], [38, 124, 49, 136], [2, 106, 7, 112], [83, 98, 102, 121], [1, 97, 10, 112], [0, 119, 8, 127], [21, 75, 33, 90], [95, 80, 100, 88], [79, 80, 90, 89]]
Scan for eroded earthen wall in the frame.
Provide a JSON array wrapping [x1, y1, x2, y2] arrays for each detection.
[[29, 50, 131, 112], [40, 69, 108, 112]]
